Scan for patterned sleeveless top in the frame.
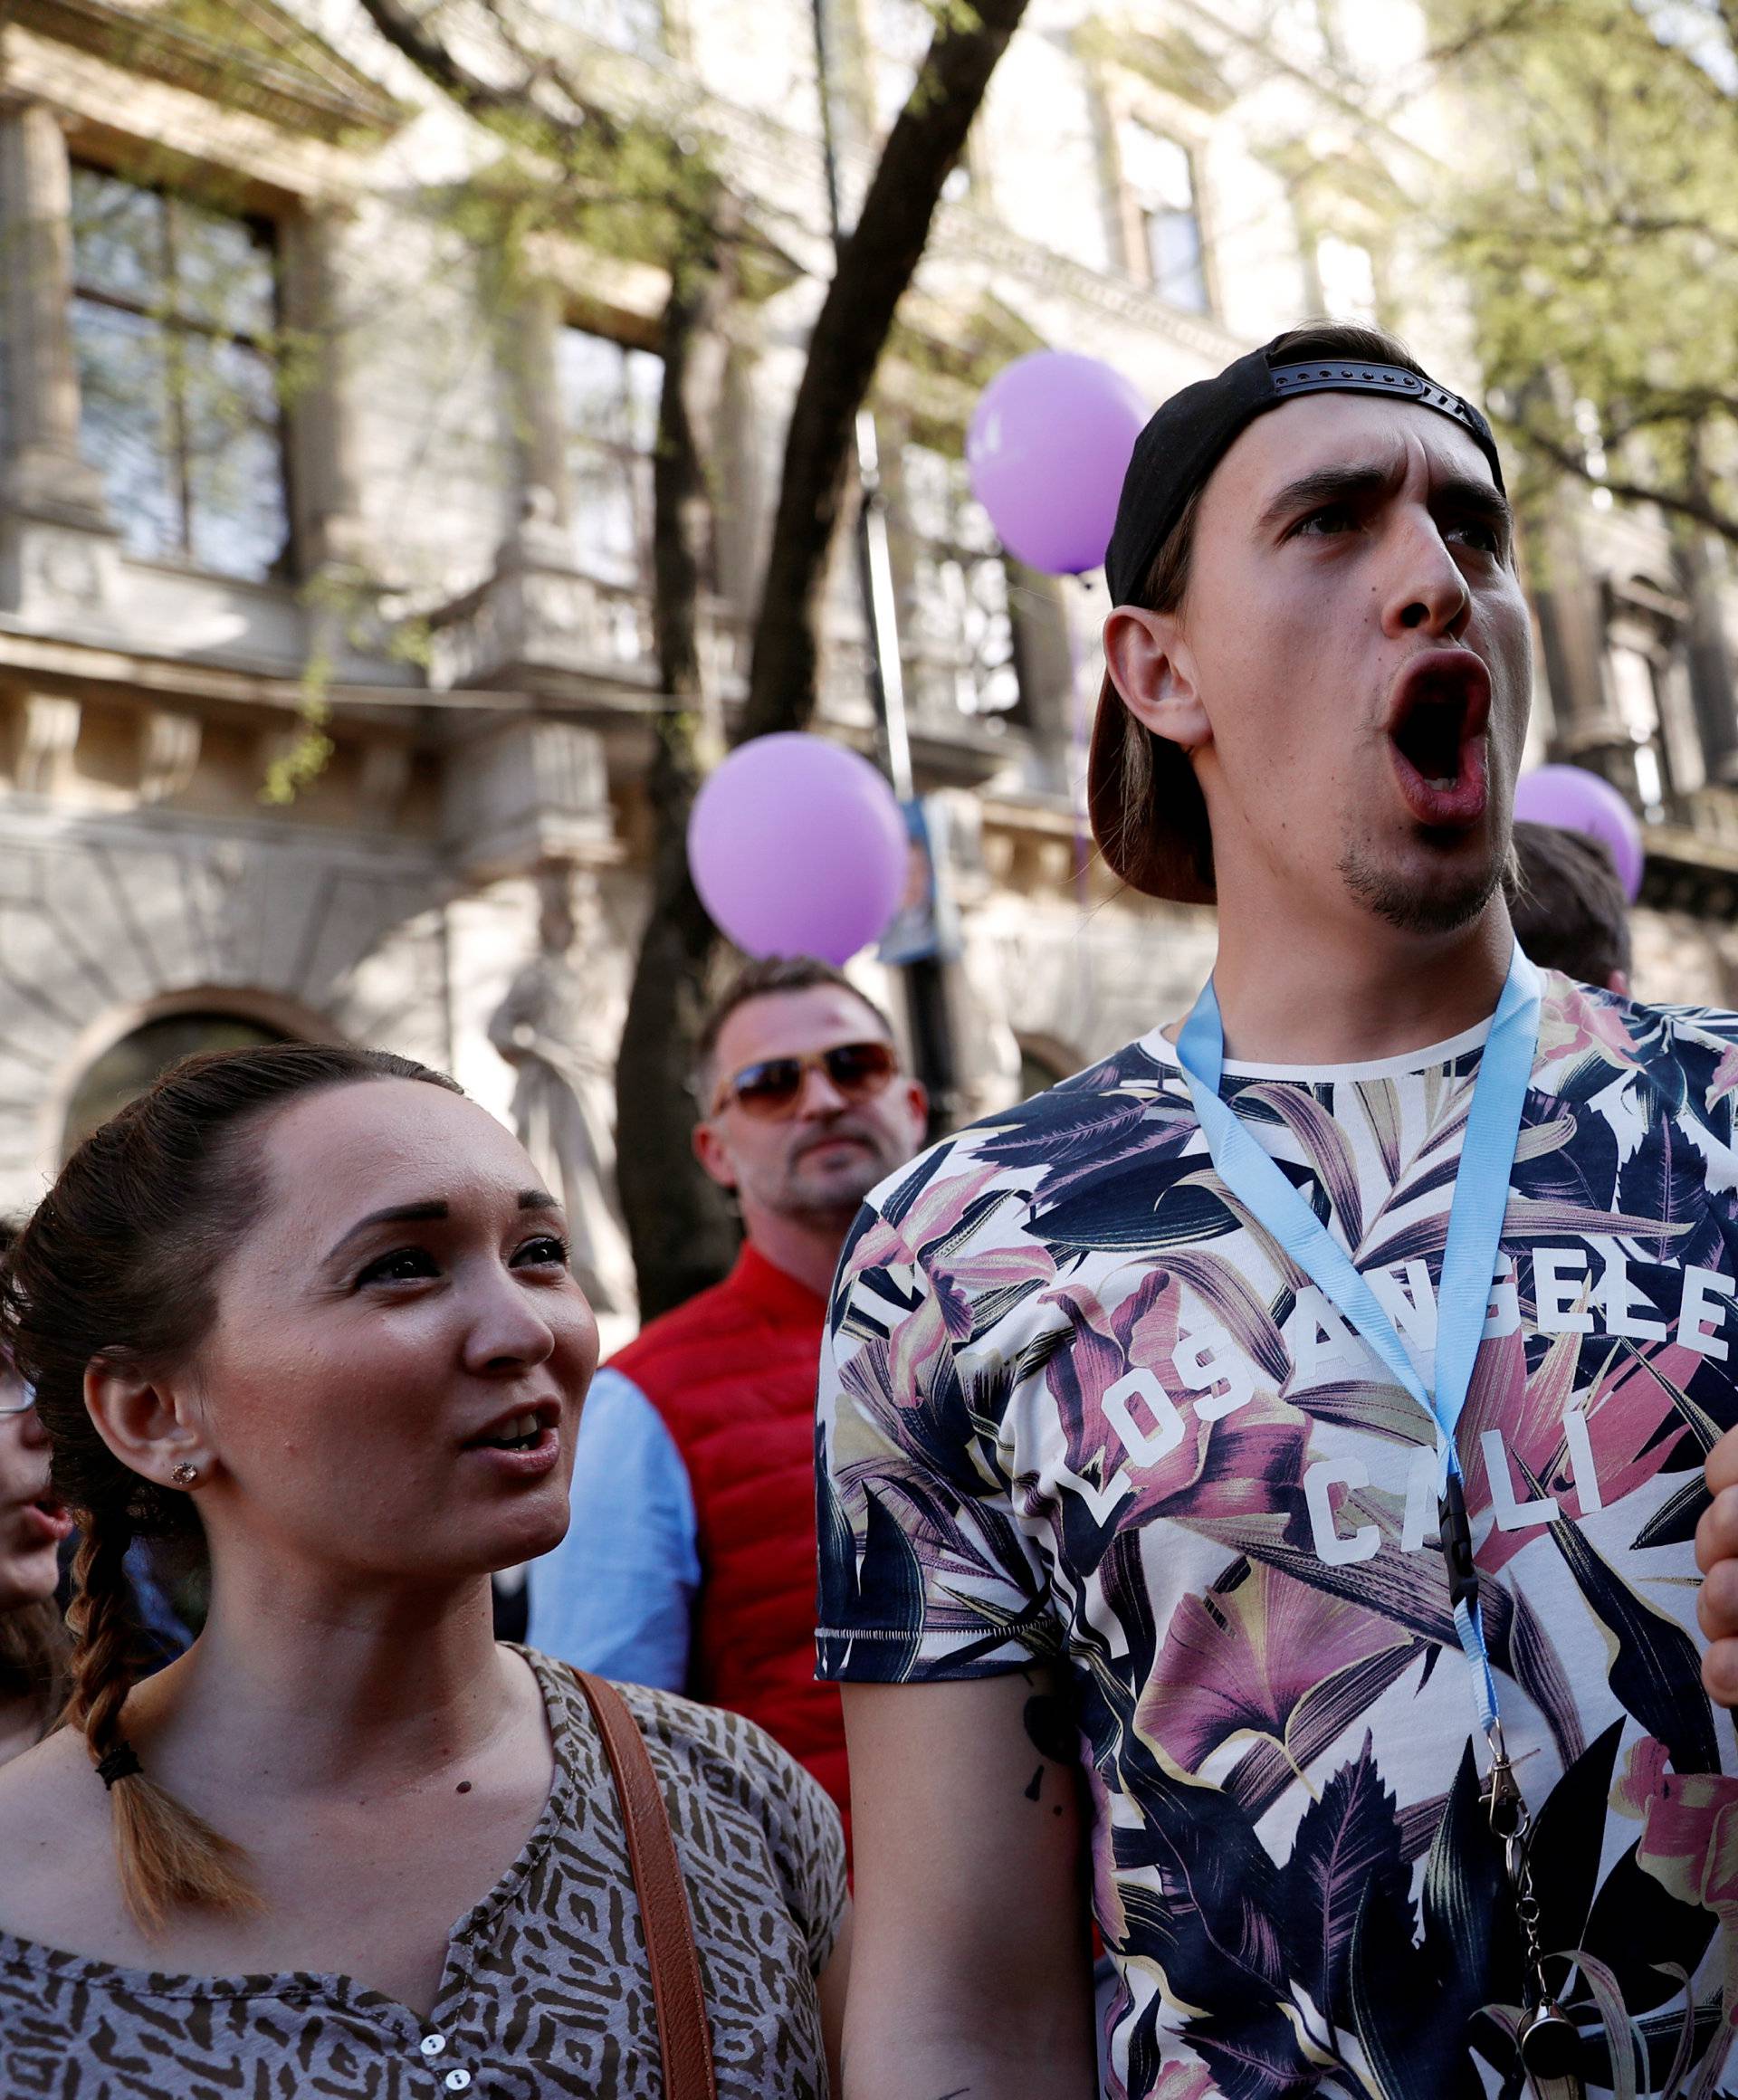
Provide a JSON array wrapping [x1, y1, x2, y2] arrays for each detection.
[[0, 1651, 846, 2099]]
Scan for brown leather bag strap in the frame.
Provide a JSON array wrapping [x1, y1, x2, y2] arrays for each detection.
[[572, 1671, 718, 2100]]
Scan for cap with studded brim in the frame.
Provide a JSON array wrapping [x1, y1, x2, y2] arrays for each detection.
[[1091, 337, 1505, 903]]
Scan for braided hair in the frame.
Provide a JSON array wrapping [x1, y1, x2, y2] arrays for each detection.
[[0, 1042, 463, 1931]]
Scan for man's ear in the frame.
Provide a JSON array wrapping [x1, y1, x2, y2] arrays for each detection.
[[84, 1360, 207, 1491], [1103, 606, 1211, 753], [902, 1079, 929, 1141], [692, 1116, 738, 1193]]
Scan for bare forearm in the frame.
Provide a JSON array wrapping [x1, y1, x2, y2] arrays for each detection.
[[839, 1675, 1098, 2100], [842, 2006, 1096, 2100]]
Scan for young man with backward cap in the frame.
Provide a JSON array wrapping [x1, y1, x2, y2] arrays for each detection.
[[817, 321, 1738, 2099]]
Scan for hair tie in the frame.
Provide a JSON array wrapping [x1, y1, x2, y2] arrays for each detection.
[[95, 1741, 142, 1790]]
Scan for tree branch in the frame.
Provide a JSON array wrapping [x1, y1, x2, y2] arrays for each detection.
[[1508, 416, 1738, 548], [1594, 392, 1738, 444], [354, 0, 564, 132], [1424, 0, 1579, 68], [352, 0, 1035, 1313], [740, 0, 1031, 743], [1713, 0, 1738, 73], [614, 219, 742, 1317]]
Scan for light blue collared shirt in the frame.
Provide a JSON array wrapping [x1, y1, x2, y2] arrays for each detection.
[[527, 1367, 702, 1690]]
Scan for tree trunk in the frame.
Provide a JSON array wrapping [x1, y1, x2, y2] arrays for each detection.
[[741, 0, 1031, 740], [614, 222, 742, 1320], [620, 0, 1033, 1313], [349, 0, 1035, 1316]]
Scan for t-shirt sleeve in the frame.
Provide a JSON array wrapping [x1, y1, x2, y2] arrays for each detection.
[[816, 1194, 1056, 1685]]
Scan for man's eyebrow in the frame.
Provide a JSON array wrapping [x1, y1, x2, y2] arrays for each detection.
[[1256, 461, 1398, 531], [1432, 473, 1514, 535], [1256, 459, 1512, 539]]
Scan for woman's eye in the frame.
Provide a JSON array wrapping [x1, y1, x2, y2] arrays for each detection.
[[355, 1246, 440, 1289], [513, 1235, 570, 1270]]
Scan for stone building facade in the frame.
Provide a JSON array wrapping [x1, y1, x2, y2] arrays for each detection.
[[0, 0, 1730, 1340]]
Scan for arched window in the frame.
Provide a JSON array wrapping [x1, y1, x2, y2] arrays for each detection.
[[62, 1011, 292, 1159]]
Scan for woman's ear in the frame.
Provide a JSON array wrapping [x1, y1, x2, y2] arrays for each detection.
[[84, 1360, 208, 1491], [1103, 606, 1212, 753]]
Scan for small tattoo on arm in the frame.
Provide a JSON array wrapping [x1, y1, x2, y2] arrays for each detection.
[[1023, 1764, 1044, 1802], [1023, 1694, 1074, 1765]]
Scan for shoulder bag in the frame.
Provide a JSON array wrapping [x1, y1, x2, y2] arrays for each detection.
[[571, 1669, 719, 2100]]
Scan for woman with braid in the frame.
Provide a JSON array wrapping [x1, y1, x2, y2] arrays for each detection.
[[0, 1044, 846, 2097]]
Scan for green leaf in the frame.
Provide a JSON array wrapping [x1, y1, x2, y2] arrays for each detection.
[[1348, 1751, 1497, 2100], [853, 1488, 926, 1681], [1281, 1732, 1410, 2028], [1572, 1951, 1644, 2100], [1631, 1475, 1709, 1551], [1526, 1719, 1622, 1958], [1036, 1159, 1246, 1254], [1546, 1497, 1720, 1774]]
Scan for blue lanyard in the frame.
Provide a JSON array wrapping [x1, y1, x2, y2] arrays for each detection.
[[1173, 944, 1542, 1737]]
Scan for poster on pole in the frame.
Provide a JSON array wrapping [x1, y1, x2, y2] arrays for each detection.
[[877, 796, 962, 966]]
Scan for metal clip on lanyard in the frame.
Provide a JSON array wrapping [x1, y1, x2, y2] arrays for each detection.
[[1484, 1722, 1581, 2081], [1176, 945, 1581, 2094]]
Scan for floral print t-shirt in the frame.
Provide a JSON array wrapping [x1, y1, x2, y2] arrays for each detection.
[[816, 975, 1738, 2099]]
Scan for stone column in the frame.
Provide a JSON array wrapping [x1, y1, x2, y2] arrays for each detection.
[[279, 205, 368, 574], [1676, 530, 1738, 786], [502, 281, 575, 567], [443, 718, 614, 883], [0, 100, 107, 525], [1527, 508, 1646, 797]]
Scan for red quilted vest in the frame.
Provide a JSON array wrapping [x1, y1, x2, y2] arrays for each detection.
[[607, 1245, 848, 1825]]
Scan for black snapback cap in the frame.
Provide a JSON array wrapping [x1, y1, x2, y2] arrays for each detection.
[[1092, 332, 1505, 902]]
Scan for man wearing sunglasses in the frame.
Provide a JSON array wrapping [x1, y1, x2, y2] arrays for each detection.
[[529, 955, 926, 1819]]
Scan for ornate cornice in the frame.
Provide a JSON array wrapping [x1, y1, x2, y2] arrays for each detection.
[[530, 22, 1254, 368], [3, 0, 406, 141]]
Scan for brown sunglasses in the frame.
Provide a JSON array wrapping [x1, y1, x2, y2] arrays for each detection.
[[712, 1040, 899, 1121]]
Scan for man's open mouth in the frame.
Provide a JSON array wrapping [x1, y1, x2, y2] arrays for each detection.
[[1386, 651, 1493, 829]]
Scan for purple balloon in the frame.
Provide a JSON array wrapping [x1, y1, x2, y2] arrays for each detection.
[[688, 734, 908, 966], [967, 351, 1149, 576], [1514, 764, 1645, 901]]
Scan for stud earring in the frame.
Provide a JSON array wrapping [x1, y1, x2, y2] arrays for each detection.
[[169, 1461, 199, 1487]]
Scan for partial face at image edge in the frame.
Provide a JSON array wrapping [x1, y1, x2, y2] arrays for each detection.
[[0, 1365, 71, 1617]]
